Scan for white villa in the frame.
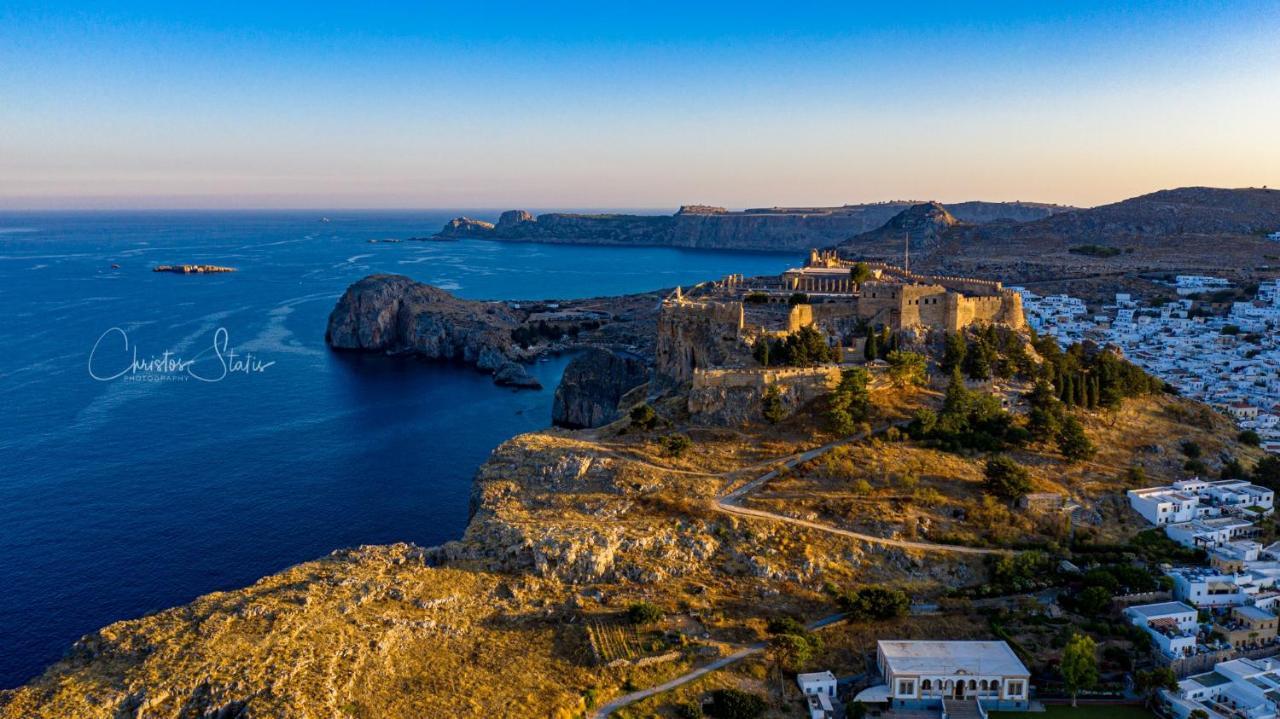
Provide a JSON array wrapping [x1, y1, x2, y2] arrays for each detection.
[[1127, 479, 1274, 529], [853, 640, 1031, 713], [1125, 601, 1201, 658], [1164, 657, 1280, 719]]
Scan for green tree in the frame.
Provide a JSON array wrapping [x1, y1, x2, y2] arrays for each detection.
[[752, 336, 771, 367], [1075, 585, 1112, 615], [941, 332, 967, 374], [626, 601, 663, 625], [863, 326, 879, 362], [964, 338, 994, 380], [768, 631, 822, 673], [762, 385, 787, 424], [788, 292, 810, 306], [1240, 429, 1262, 447], [850, 262, 873, 285], [1061, 633, 1099, 707], [837, 586, 910, 621], [827, 367, 871, 435], [983, 455, 1032, 502], [886, 350, 928, 388], [1058, 416, 1096, 463], [1134, 667, 1178, 708]]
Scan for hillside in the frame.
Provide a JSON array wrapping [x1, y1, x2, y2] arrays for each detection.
[[2, 362, 1262, 718], [832, 187, 1280, 300]]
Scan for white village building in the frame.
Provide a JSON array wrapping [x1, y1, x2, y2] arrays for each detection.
[[1125, 601, 1201, 658], [1164, 657, 1280, 719], [853, 640, 1031, 712]]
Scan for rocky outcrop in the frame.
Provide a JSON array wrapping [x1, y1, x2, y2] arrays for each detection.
[[494, 361, 542, 389], [325, 274, 527, 381], [495, 210, 536, 231], [436, 217, 496, 238], [551, 349, 649, 429]]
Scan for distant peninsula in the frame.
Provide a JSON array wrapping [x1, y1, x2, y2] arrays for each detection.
[[433, 201, 1069, 251]]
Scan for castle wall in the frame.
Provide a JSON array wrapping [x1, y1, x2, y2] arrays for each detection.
[[687, 366, 841, 425]]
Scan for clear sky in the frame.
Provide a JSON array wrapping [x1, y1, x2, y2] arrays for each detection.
[[2, 1, 1277, 210]]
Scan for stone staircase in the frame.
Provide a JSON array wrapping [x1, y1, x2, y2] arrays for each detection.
[[941, 697, 984, 719]]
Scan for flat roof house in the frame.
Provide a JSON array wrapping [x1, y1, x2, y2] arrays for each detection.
[[1125, 601, 1201, 658], [854, 640, 1031, 712]]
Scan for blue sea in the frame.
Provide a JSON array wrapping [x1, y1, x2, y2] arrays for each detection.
[[0, 211, 795, 688]]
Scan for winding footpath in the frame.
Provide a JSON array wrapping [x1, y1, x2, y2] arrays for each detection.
[[592, 423, 1012, 717]]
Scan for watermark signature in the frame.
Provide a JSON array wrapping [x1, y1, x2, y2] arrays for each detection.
[[89, 327, 275, 382]]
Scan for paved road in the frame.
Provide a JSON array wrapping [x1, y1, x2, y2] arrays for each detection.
[[590, 614, 846, 719]]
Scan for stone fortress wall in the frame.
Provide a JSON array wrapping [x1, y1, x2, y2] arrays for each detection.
[[656, 251, 1026, 422]]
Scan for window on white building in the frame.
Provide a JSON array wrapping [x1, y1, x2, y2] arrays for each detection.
[[1007, 680, 1024, 697], [898, 680, 915, 696]]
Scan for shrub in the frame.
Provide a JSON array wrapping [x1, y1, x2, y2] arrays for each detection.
[[706, 689, 766, 719], [1240, 429, 1262, 447], [662, 433, 693, 457], [1180, 440, 1202, 459], [630, 404, 657, 430], [788, 292, 810, 306], [626, 601, 663, 625], [744, 292, 770, 304]]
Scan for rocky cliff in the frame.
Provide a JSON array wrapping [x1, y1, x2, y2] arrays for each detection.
[[550, 349, 649, 429], [434, 201, 1065, 251], [325, 274, 526, 379]]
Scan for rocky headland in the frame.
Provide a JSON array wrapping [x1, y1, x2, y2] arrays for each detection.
[[325, 274, 662, 389], [325, 274, 527, 378]]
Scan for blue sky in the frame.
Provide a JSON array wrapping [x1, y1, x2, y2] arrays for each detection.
[[1, 1, 1277, 209]]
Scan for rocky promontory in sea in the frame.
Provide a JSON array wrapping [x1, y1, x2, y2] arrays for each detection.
[[324, 274, 661, 388]]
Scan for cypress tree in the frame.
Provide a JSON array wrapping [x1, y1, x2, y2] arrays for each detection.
[[864, 327, 879, 362], [1074, 372, 1087, 406]]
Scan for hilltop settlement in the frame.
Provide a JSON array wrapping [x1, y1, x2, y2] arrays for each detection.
[[7, 188, 1280, 719]]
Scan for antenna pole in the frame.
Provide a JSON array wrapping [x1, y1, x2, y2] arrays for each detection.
[[904, 231, 910, 274]]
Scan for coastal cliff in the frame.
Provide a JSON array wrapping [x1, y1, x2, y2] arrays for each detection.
[[325, 274, 527, 380], [550, 349, 649, 429], [434, 201, 1066, 251]]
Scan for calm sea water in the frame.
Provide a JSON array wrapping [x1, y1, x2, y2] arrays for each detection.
[[0, 211, 795, 687]]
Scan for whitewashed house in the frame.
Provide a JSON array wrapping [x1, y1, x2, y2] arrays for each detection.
[[1164, 657, 1280, 719], [1124, 601, 1201, 658], [853, 640, 1030, 712]]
